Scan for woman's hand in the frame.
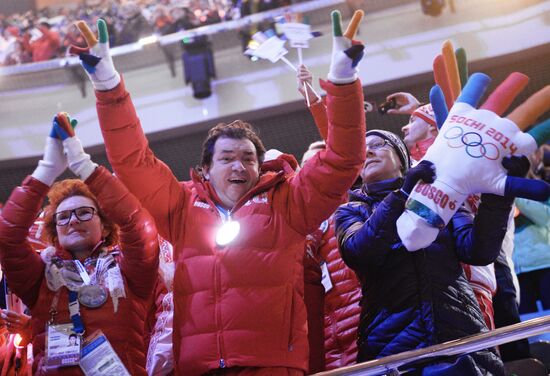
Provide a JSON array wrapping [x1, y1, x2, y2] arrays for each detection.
[[0, 309, 32, 346]]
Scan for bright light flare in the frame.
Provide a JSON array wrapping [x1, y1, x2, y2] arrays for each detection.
[[215, 220, 240, 246]]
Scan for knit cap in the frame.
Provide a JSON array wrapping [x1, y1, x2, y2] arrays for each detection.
[[411, 103, 436, 128], [366, 129, 411, 173]]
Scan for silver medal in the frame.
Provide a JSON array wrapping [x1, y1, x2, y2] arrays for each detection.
[[78, 285, 108, 308]]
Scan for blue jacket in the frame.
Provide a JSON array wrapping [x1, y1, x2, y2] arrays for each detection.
[[335, 178, 510, 374], [513, 198, 550, 274]]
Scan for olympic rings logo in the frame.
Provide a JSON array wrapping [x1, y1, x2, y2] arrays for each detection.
[[443, 126, 500, 160]]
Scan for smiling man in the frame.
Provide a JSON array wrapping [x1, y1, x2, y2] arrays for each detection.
[[73, 10, 366, 376]]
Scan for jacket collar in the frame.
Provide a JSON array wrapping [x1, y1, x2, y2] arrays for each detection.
[[409, 136, 436, 162], [349, 177, 403, 202]]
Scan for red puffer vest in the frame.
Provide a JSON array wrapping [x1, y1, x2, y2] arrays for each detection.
[[319, 216, 362, 369], [307, 97, 362, 370], [94, 79, 366, 375], [0, 167, 159, 375], [307, 216, 362, 370]]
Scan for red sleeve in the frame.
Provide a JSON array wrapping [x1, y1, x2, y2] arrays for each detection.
[[309, 97, 328, 141], [0, 176, 48, 307], [277, 80, 366, 235], [95, 79, 188, 244], [85, 166, 159, 298]]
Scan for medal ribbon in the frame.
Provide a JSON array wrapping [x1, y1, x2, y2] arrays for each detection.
[[69, 260, 92, 334]]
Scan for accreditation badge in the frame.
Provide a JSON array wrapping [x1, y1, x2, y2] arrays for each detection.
[[45, 323, 81, 369], [80, 330, 130, 376]]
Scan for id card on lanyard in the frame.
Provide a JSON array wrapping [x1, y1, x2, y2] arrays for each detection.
[[44, 288, 83, 369], [45, 323, 81, 368]]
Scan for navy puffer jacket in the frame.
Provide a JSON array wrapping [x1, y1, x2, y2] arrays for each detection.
[[335, 178, 509, 375]]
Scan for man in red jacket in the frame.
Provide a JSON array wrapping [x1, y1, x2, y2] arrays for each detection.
[[72, 10, 366, 376]]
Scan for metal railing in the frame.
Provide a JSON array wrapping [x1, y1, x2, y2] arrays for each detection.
[[312, 315, 550, 376]]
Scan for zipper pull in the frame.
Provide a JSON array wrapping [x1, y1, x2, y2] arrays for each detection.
[[219, 358, 226, 368]]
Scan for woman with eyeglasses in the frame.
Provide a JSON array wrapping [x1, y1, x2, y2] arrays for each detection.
[[0, 113, 159, 375], [334, 129, 512, 374]]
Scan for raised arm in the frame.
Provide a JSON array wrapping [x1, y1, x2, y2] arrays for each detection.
[[297, 64, 329, 140], [279, 10, 367, 235], [86, 167, 160, 297], [451, 194, 513, 266], [55, 113, 160, 298], [0, 116, 69, 307], [451, 155, 522, 265], [71, 19, 187, 242]]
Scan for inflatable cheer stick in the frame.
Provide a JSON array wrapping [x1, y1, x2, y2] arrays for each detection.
[[455, 47, 468, 88], [433, 41, 468, 112], [397, 72, 550, 251]]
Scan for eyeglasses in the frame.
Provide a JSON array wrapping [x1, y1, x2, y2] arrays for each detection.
[[54, 206, 96, 226], [366, 139, 392, 152]]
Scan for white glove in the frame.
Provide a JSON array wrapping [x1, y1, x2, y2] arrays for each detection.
[[31, 136, 68, 186], [63, 137, 98, 181], [73, 19, 120, 91], [327, 10, 364, 84]]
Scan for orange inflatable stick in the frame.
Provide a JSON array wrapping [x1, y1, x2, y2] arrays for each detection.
[[508, 85, 550, 131], [433, 54, 454, 109], [441, 40, 461, 102], [480, 72, 529, 116], [343, 10, 364, 39]]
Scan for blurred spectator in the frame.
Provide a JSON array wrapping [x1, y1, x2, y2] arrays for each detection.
[[61, 23, 86, 53], [116, 2, 153, 45], [152, 5, 174, 35], [513, 144, 550, 314], [22, 19, 61, 62], [0, 0, 292, 66], [0, 26, 24, 65]]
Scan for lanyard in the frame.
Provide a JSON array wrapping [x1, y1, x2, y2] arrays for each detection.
[[66, 260, 91, 335], [68, 291, 85, 334], [48, 290, 84, 334], [215, 204, 232, 222]]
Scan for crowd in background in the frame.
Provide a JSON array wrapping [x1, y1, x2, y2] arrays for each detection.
[[0, 0, 291, 66]]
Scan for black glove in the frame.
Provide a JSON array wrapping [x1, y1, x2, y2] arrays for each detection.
[[501, 155, 530, 177], [401, 160, 436, 195]]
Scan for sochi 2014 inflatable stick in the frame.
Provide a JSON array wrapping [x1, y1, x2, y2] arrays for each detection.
[[396, 43, 550, 251]]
